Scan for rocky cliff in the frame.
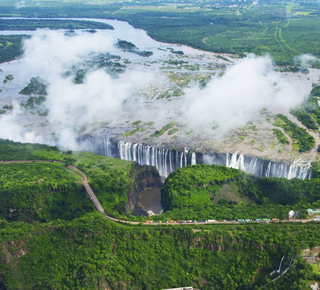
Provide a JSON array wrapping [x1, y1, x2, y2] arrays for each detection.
[[126, 163, 162, 216]]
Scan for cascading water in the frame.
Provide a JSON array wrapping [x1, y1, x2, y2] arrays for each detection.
[[83, 135, 311, 180], [117, 141, 188, 177], [191, 152, 196, 165], [202, 152, 311, 180]]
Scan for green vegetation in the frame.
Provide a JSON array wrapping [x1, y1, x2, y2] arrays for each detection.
[[23, 96, 47, 115], [116, 39, 153, 57], [273, 128, 290, 144], [157, 88, 184, 99], [0, 139, 135, 220], [0, 162, 93, 222], [151, 122, 176, 137], [161, 164, 320, 221], [273, 114, 315, 152], [131, 120, 141, 126], [1, 1, 320, 287], [19, 77, 47, 95], [168, 128, 179, 135], [291, 85, 320, 130], [2, 105, 13, 110], [291, 109, 318, 130], [5, 74, 13, 81], [105, 3, 320, 65], [116, 39, 137, 50], [0, 140, 319, 288], [0, 213, 320, 289], [76, 154, 134, 219], [0, 1, 320, 65], [0, 35, 26, 63], [0, 19, 113, 31], [3, 74, 14, 84], [66, 53, 125, 83], [124, 120, 155, 137], [168, 72, 191, 88]]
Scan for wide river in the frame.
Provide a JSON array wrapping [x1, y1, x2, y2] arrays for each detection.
[[0, 17, 319, 169], [0, 17, 229, 107]]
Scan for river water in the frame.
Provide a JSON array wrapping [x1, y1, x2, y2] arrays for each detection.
[[0, 17, 229, 102], [0, 17, 319, 165], [0, 17, 231, 142], [138, 187, 163, 215]]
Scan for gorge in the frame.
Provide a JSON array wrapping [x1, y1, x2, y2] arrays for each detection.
[[82, 135, 311, 180], [0, 18, 319, 182]]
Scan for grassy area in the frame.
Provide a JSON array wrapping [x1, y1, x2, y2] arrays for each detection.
[[311, 263, 320, 275], [273, 114, 315, 152], [0, 1, 320, 65], [273, 128, 290, 145], [150, 122, 176, 137], [0, 19, 113, 30], [73, 151, 131, 172]]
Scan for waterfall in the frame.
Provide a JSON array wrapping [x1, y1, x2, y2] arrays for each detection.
[[191, 152, 196, 165], [202, 152, 311, 180], [103, 136, 112, 157], [84, 136, 311, 180], [115, 141, 186, 177]]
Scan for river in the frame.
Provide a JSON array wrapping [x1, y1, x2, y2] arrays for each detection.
[[0, 17, 319, 175], [138, 187, 163, 215]]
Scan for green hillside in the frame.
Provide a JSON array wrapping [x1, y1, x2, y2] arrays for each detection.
[[0, 162, 93, 222], [0, 139, 137, 220], [1, 213, 320, 289], [161, 164, 320, 221], [0, 139, 319, 289]]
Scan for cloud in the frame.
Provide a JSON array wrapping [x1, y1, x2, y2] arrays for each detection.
[[16, 29, 158, 149], [184, 55, 308, 135], [0, 29, 315, 149], [294, 54, 320, 68], [20, 29, 115, 79], [0, 102, 24, 141]]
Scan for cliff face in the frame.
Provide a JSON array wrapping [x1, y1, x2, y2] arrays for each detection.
[[126, 164, 162, 216], [83, 135, 312, 180]]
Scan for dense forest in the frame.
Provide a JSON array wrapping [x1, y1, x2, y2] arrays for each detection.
[[0, 163, 93, 222], [1, 212, 320, 289], [0, 139, 136, 221], [0, 35, 26, 63], [1, 0, 320, 287], [0, 139, 319, 289], [160, 164, 320, 221], [0, 19, 113, 31], [1, 1, 320, 65]]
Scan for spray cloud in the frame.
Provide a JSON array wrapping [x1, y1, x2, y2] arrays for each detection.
[[0, 27, 316, 149]]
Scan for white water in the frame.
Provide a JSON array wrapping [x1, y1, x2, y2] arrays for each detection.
[[99, 137, 311, 179]]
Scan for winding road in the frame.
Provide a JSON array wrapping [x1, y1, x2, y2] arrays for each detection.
[[0, 160, 317, 226]]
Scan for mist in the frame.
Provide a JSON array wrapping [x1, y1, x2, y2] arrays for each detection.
[[0, 27, 316, 149], [17, 29, 158, 149], [294, 54, 320, 68], [0, 102, 24, 141], [184, 55, 308, 135]]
